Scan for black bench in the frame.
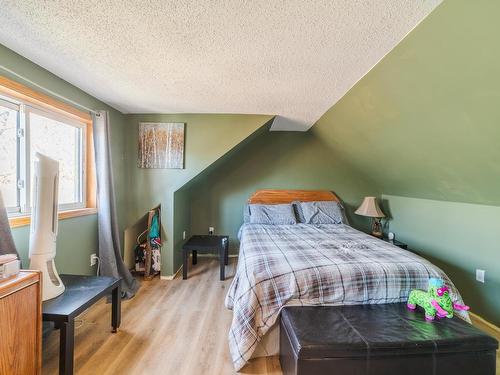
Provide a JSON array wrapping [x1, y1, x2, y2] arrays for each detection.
[[280, 303, 498, 375]]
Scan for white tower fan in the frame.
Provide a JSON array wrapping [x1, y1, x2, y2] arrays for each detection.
[[29, 152, 65, 300]]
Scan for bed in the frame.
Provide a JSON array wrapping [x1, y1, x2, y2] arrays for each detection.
[[225, 190, 468, 371]]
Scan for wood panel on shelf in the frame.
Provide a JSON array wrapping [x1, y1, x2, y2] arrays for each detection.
[[248, 189, 341, 204], [0, 270, 42, 375], [143, 207, 161, 281]]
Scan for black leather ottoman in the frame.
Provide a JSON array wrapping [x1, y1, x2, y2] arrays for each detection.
[[280, 303, 498, 375]]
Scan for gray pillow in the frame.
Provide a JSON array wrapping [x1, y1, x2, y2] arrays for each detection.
[[299, 201, 344, 224], [249, 203, 297, 225], [243, 204, 251, 223]]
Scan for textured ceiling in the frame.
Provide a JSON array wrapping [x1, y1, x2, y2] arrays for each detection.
[[0, 1, 441, 131]]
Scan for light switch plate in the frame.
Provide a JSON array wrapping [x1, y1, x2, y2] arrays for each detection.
[[183, 231, 186, 240], [476, 269, 485, 283], [209, 227, 214, 235]]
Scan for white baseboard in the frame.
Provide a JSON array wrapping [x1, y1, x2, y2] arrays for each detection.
[[159, 254, 237, 280], [160, 265, 183, 280]]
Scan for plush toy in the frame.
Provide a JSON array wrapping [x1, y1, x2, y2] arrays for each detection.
[[407, 278, 469, 321]]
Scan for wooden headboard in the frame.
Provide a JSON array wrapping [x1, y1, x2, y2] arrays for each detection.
[[248, 189, 341, 204]]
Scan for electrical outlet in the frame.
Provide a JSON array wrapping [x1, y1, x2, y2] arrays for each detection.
[[183, 231, 186, 240], [209, 227, 215, 235], [90, 253, 98, 266], [476, 269, 485, 283]]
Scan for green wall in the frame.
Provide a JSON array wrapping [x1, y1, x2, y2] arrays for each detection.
[[11, 215, 98, 275], [312, 0, 500, 206], [310, 0, 500, 325], [186, 131, 377, 255], [124, 113, 273, 275], [2, 0, 498, 326], [384, 195, 500, 326], [1, 44, 128, 275], [1, 43, 274, 277]]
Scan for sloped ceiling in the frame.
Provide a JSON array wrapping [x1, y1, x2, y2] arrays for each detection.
[[312, 0, 500, 206], [0, 0, 441, 130]]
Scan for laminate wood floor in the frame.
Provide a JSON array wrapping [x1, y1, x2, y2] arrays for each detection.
[[42, 257, 281, 375], [42, 257, 499, 375]]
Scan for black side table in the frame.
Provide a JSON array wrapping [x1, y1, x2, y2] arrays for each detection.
[[43, 274, 121, 375], [382, 237, 408, 249], [182, 235, 229, 280]]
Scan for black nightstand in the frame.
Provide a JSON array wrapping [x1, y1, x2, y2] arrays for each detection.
[[382, 237, 408, 250], [182, 235, 229, 280]]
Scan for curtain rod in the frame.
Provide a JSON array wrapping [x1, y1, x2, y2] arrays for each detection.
[[0, 63, 100, 116]]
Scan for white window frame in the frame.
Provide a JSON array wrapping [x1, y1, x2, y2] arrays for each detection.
[[0, 96, 21, 214], [1, 93, 88, 217]]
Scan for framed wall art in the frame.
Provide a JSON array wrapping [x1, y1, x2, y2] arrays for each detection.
[[138, 122, 185, 169]]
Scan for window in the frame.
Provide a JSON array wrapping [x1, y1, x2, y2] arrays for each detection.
[[0, 98, 18, 212], [29, 109, 86, 208], [0, 76, 95, 226]]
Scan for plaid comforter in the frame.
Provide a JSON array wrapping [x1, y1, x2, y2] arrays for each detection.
[[225, 223, 468, 371]]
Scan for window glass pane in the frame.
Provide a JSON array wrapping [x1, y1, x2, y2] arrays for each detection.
[[0, 103, 18, 208], [29, 111, 83, 205]]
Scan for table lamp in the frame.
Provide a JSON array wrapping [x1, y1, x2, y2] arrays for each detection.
[[355, 197, 385, 238]]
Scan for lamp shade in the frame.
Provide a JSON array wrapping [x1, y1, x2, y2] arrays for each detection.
[[355, 197, 385, 218]]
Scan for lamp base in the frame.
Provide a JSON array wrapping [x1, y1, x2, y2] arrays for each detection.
[[371, 218, 383, 238]]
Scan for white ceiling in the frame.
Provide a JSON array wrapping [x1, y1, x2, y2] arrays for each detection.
[[0, 0, 441, 131]]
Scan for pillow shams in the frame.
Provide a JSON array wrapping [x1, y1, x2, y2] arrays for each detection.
[[299, 201, 344, 224], [249, 203, 297, 225]]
